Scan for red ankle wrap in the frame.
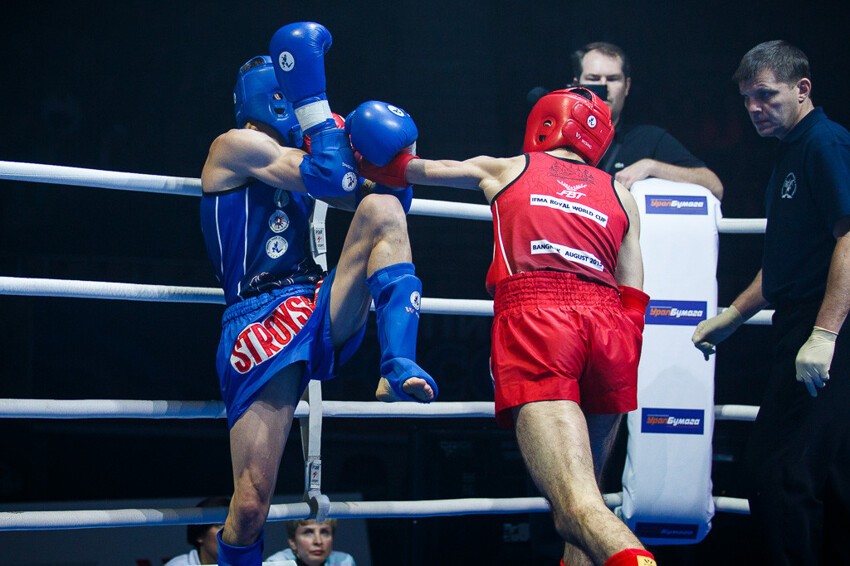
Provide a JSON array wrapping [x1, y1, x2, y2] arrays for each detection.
[[603, 548, 656, 566]]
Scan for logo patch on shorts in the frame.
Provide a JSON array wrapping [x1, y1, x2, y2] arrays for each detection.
[[229, 295, 315, 373]]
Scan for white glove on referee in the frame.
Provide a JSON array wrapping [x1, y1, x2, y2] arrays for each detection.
[[795, 326, 837, 397], [691, 306, 744, 360]]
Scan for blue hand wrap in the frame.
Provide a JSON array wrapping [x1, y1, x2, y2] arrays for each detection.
[[217, 529, 264, 566], [300, 129, 359, 199]]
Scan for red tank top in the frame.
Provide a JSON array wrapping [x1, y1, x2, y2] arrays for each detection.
[[485, 152, 629, 296]]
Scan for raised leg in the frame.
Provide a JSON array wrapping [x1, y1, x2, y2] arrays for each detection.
[[329, 193, 435, 401]]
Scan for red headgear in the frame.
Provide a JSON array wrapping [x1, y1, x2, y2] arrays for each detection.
[[522, 87, 614, 166]]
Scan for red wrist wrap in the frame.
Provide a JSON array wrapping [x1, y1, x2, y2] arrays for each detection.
[[359, 152, 417, 188], [619, 285, 650, 333]]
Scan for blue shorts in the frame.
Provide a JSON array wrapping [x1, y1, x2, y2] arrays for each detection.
[[216, 269, 366, 428]]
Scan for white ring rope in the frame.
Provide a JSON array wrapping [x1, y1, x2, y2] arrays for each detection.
[[0, 502, 310, 532], [0, 160, 763, 233], [713, 404, 760, 422], [0, 276, 774, 325], [0, 493, 750, 532], [0, 498, 553, 531], [0, 160, 202, 196], [0, 276, 224, 304], [0, 160, 760, 532], [0, 276, 494, 315], [0, 400, 497, 420], [0, 399, 228, 419], [0, 398, 755, 422]]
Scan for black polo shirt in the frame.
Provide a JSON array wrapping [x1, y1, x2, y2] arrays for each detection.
[[598, 123, 705, 174], [762, 107, 850, 304]]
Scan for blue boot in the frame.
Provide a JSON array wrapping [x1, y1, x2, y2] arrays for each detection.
[[366, 262, 438, 402], [217, 529, 263, 566]]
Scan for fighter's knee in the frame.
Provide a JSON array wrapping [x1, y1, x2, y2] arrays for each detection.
[[355, 193, 407, 231], [229, 491, 269, 535]]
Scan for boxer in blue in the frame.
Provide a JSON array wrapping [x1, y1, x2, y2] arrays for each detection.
[[199, 22, 437, 566]]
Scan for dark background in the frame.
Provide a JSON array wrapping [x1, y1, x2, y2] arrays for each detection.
[[1, 1, 849, 564]]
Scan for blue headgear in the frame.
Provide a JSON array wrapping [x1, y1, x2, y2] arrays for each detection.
[[233, 56, 303, 148]]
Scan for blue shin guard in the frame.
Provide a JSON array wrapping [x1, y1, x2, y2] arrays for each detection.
[[217, 529, 264, 566], [366, 262, 438, 402]]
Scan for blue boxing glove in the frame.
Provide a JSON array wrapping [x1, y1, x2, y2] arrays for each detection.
[[269, 24, 357, 199], [346, 100, 418, 166], [269, 22, 336, 135]]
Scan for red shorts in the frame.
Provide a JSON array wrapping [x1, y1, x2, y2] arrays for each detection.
[[490, 271, 642, 428]]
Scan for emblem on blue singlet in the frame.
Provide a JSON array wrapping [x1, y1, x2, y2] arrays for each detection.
[[274, 189, 290, 208], [269, 210, 290, 233], [266, 236, 288, 259]]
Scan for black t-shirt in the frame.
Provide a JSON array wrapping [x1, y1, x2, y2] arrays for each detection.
[[598, 123, 705, 175]]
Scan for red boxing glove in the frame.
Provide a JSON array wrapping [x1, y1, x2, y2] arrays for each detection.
[[303, 112, 346, 154], [619, 285, 650, 333], [358, 149, 418, 188]]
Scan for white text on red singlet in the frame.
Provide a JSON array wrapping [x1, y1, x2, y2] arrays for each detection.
[[530, 240, 605, 271], [530, 194, 609, 227]]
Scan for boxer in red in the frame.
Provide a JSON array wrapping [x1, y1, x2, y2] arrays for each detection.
[[347, 88, 654, 566]]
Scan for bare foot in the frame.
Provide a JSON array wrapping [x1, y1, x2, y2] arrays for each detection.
[[375, 376, 435, 402]]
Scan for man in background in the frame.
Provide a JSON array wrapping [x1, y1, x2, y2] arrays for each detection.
[[572, 41, 724, 200]]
